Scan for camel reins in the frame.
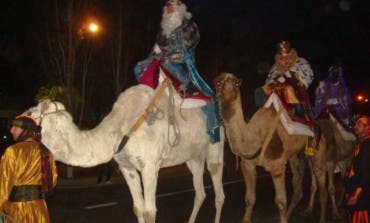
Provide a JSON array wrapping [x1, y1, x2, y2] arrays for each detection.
[[116, 79, 171, 154], [27, 101, 66, 126]]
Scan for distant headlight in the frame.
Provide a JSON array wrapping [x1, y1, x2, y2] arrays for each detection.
[[2, 135, 7, 139]]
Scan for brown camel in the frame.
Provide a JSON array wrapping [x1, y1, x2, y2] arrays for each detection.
[[304, 118, 355, 219], [214, 72, 328, 223]]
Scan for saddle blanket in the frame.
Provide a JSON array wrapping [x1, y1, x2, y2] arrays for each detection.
[[263, 92, 314, 137]]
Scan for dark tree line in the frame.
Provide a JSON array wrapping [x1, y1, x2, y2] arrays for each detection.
[[1, 0, 369, 122]]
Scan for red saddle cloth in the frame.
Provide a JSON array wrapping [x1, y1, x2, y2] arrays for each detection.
[[139, 59, 212, 102], [267, 90, 311, 124]]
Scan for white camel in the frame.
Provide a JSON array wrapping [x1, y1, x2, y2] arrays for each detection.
[[25, 80, 226, 223]]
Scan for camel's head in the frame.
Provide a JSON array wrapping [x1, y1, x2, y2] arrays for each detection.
[[24, 99, 68, 125], [24, 99, 74, 162], [214, 72, 242, 102]]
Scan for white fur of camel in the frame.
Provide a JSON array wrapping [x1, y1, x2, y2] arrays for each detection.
[[26, 83, 225, 223]]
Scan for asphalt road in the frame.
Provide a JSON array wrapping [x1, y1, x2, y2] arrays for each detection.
[[46, 164, 348, 223]]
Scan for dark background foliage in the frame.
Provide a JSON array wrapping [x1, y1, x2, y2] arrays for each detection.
[[1, 0, 369, 121]]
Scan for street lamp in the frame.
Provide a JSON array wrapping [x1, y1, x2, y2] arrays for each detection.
[[69, 20, 101, 179], [78, 21, 101, 40], [88, 22, 99, 33]]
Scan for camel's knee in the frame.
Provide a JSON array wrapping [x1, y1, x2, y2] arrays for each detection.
[[292, 189, 303, 202], [314, 168, 327, 183], [310, 182, 318, 193], [328, 184, 336, 196], [275, 195, 287, 211], [291, 180, 303, 201], [216, 192, 225, 205], [144, 210, 156, 223], [245, 195, 256, 208], [207, 162, 223, 176], [292, 171, 304, 185], [319, 190, 328, 202], [133, 206, 142, 217], [196, 192, 206, 204]]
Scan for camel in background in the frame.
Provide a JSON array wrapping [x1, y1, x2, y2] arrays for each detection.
[[309, 118, 355, 219], [214, 72, 328, 223]]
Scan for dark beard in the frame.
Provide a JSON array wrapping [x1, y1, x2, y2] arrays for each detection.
[[16, 130, 39, 142]]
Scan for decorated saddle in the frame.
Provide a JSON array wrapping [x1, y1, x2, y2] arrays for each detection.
[[263, 91, 315, 137], [137, 59, 212, 108], [134, 51, 222, 143]]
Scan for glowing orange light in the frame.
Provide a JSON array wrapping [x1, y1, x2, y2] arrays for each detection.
[[357, 95, 364, 101], [356, 94, 369, 103], [88, 23, 99, 33]]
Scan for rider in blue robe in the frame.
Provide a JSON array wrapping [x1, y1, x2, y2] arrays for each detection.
[[134, 0, 222, 143]]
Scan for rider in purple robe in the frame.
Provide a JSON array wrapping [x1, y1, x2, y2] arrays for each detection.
[[313, 66, 353, 127]]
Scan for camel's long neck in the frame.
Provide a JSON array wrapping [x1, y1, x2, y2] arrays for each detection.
[[221, 93, 245, 126], [42, 115, 120, 167], [41, 84, 156, 167], [220, 92, 254, 156]]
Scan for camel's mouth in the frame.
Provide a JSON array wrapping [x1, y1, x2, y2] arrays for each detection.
[[214, 73, 242, 103], [217, 90, 238, 102]]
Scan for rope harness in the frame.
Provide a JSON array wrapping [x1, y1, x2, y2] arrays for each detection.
[[116, 79, 181, 153], [26, 101, 66, 125], [167, 83, 181, 147]]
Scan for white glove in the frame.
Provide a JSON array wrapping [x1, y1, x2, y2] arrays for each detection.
[[277, 76, 286, 83], [153, 44, 161, 54]]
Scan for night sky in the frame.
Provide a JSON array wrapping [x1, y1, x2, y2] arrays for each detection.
[[1, 0, 369, 115]]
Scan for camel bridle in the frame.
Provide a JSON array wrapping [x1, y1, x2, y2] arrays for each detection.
[[214, 75, 241, 99], [27, 101, 66, 126]]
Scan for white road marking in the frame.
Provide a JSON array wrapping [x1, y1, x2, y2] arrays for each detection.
[[157, 178, 245, 198], [84, 173, 271, 209], [85, 202, 118, 210]]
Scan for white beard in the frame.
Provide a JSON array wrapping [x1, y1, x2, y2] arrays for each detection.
[[161, 11, 183, 38]]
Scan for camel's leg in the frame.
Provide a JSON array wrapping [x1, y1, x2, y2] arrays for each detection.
[[271, 164, 288, 223], [120, 166, 146, 223], [302, 159, 317, 215], [312, 139, 328, 223], [313, 165, 328, 223], [141, 165, 160, 223], [241, 159, 256, 223], [327, 162, 341, 219], [206, 146, 225, 223], [287, 155, 305, 218], [186, 157, 206, 223], [337, 163, 348, 206]]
